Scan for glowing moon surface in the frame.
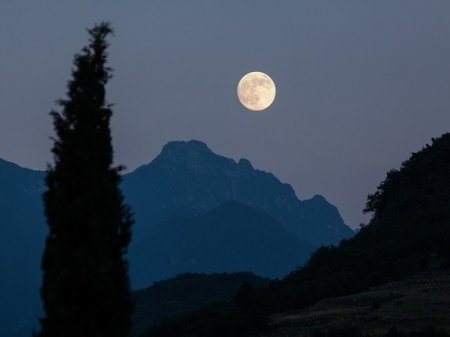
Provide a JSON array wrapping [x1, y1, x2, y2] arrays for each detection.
[[237, 71, 276, 111]]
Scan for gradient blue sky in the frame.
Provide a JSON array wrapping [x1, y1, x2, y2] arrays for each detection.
[[1, 1, 450, 228]]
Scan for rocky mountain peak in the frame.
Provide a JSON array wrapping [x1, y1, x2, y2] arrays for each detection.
[[238, 158, 254, 170], [160, 140, 212, 157]]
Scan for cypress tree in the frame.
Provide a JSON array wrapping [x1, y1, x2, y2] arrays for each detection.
[[37, 22, 133, 337]]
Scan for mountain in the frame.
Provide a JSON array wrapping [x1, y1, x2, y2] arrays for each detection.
[[0, 140, 351, 336], [130, 201, 315, 286], [122, 141, 352, 273], [122, 140, 352, 287], [0, 159, 45, 337], [142, 133, 450, 337], [123, 140, 352, 246], [133, 272, 272, 335]]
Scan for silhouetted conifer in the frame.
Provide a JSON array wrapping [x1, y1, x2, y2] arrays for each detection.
[[37, 22, 133, 337]]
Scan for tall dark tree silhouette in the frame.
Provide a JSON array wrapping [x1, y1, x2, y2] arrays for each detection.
[[37, 22, 133, 337]]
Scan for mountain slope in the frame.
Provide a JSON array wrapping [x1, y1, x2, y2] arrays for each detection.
[[122, 140, 353, 249], [265, 270, 450, 336], [133, 272, 272, 335], [266, 132, 450, 323], [266, 133, 450, 312], [142, 133, 450, 337], [131, 201, 315, 287], [143, 270, 450, 337], [0, 140, 351, 336], [0, 159, 45, 337]]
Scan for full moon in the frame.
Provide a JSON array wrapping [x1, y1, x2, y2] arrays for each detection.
[[237, 71, 276, 111]]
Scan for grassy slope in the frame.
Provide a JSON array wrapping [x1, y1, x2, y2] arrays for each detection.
[[264, 270, 450, 336]]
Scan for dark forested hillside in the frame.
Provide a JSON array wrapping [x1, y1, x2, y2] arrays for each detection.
[[268, 133, 450, 311], [133, 272, 271, 335]]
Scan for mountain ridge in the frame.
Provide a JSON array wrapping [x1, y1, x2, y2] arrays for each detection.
[[123, 139, 353, 249], [141, 133, 450, 337], [0, 139, 352, 337]]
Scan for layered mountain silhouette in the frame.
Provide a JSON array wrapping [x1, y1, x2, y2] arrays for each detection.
[[130, 201, 315, 286], [138, 133, 450, 337], [122, 140, 353, 287], [0, 140, 352, 337]]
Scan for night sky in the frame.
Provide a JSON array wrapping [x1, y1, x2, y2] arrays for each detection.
[[1, 1, 450, 228]]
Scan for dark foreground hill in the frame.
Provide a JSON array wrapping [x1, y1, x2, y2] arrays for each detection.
[[264, 270, 450, 336], [267, 133, 450, 312], [143, 133, 450, 337], [144, 270, 450, 337], [133, 272, 272, 336]]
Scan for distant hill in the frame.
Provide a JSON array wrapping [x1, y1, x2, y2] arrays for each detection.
[[133, 272, 272, 336], [131, 201, 315, 285], [0, 159, 45, 337]]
